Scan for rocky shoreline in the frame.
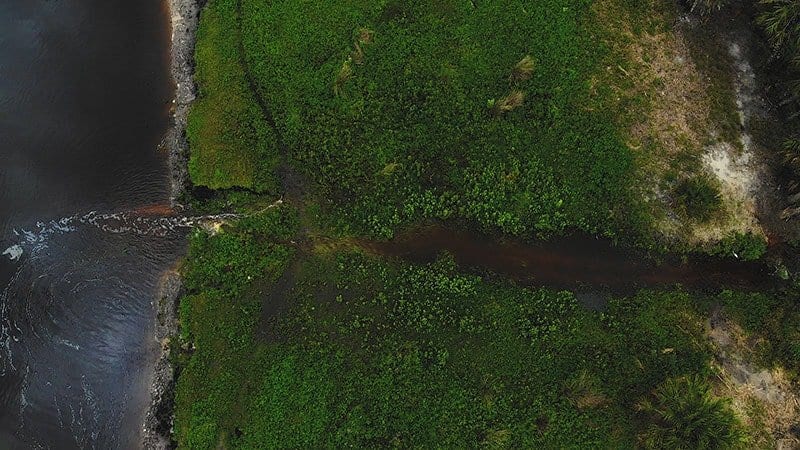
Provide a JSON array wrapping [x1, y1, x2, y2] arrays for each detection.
[[143, 0, 201, 447], [164, 0, 201, 207], [142, 270, 183, 449]]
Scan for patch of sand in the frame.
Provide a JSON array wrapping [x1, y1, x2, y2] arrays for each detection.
[[594, 3, 767, 245], [690, 38, 768, 243], [708, 308, 800, 448]]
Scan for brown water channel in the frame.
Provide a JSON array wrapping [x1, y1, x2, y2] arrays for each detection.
[[359, 226, 776, 306]]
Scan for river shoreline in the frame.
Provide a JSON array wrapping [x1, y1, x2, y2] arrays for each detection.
[[143, 0, 200, 447], [163, 0, 200, 208]]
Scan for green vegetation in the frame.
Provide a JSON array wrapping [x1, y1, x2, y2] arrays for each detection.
[[637, 376, 744, 449], [174, 223, 759, 447], [675, 176, 722, 222], [174, 207, 297, 447], [188, 0, 651, 239], [707, 231, 768, 261], [719, 289, 800, 371], [188, 0, 280, 192], [755, 0, 800, 206], [172, 0, 800, 448]]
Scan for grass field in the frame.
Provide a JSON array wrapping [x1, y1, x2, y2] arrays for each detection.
[[187, 0, 281, 192], [173, 209, 799, 447]]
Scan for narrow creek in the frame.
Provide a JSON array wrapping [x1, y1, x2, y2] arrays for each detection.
[[360, 226, 776, 307]]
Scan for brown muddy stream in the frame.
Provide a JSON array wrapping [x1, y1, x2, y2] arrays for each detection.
[[360, 226, 776, 304]]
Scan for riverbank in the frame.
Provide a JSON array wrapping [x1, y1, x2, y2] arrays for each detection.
[[143, 269, 183, 449], [143, 0, 200, 447], [163, 0, 200, 207]]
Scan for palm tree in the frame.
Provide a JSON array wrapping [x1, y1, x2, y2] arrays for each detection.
[[637, 376, 745, 450], [758, 0, 800, 59]]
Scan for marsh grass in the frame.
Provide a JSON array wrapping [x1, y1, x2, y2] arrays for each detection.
[[489, 90, 526, 117], [509, 55, 535, 83]]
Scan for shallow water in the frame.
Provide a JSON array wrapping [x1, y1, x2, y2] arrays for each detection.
[[0, 0, 180, 447]]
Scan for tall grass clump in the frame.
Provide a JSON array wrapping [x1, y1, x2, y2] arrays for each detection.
[[637, 376, 745, 449], [509, 55, 535, 83], [489, 90, 526, 116]]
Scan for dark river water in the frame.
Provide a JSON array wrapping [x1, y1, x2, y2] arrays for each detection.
[[0, 0, 183, 447]]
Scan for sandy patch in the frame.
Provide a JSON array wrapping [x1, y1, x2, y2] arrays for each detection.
[[708, 308, 800, 448], [595, 3, 768, 245], [689, 38, 769, 243]]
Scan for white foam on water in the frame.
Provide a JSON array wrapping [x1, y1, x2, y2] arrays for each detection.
[[3, 245, 23, 261], [0, 200, 284, 377], [3, 200, 285, 261]]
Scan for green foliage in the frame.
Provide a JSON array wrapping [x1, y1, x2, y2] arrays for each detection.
[[174, 207, 297, 448], [675, 177, 722, 222], [719, 289, 800, 372], [758, 0, 800, 60], [189, 0, 646, 239], [176, 247, 727, 448], [188, 0, 280, 192], [637, 376, 745, 449], [707, 232, 768, 261], [183, 207, 297, 298]]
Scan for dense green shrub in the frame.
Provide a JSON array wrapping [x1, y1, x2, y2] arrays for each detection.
[[637, 376, 744, 449], [174, 207, 297, 447], [707, 231, 768, 261], [675, 177, 722, 222]]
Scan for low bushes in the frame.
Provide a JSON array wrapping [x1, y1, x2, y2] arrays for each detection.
[[174, 243, 756, 447], [191, 0, 648, 239], [187, 0, 280, 192]]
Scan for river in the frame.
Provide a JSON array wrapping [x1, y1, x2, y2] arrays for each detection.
[[0, 0, 181, 447]]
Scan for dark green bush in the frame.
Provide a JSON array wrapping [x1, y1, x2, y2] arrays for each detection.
[[708, 232, 768, 261], [637, 376, 744, 449], [675, 177, 722, 222]]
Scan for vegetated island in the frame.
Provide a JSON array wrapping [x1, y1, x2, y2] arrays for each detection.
[[149, 0, 800, 448]]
